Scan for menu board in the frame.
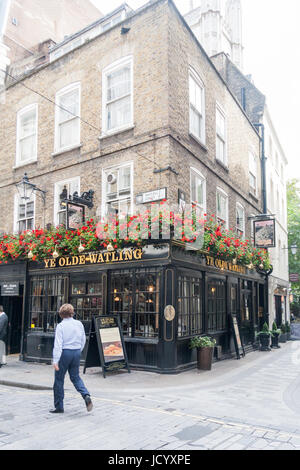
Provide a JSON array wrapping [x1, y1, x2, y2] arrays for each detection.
[[84, 316, 130, 378], [230, 314, 245, 360]]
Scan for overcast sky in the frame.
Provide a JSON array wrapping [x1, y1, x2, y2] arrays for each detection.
[[91, 0, 300, 180]]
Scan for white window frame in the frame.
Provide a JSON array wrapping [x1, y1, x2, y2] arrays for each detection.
[[216, 187, 229, 229], [14, 193, 35, 233], [216, 103, 227, 166], [189, 67, 206, 145], [102, 161, 134, 218], [16, 103, 38, 166], [249, 151, 257, 196], [102, 56, 134, 136], [54, 82, 81, 153], [190, 167, 206, 215], [53, 176, 80, 226], [236, 202, 245, 238]]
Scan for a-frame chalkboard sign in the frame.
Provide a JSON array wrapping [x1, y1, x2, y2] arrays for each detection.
[[230, 314, 245, 360], [83, 315, 130, 378]]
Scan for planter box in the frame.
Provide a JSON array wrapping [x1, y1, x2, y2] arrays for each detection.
[[259, 333, 271, 351], [279, 333, 287, 343], [197, 347, 214, 370], [271, 333, 281, 349]]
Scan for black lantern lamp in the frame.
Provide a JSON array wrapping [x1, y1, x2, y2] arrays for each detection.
[[16, 173, 46, 203]]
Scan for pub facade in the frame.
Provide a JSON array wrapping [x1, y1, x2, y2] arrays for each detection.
[[0, 0, 269, 372], [0, 241, 268, 373]]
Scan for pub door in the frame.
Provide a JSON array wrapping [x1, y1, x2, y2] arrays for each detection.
[[240, 286, 254, 347], [275, 295, 283, 327], [0, 289, 23, 355]]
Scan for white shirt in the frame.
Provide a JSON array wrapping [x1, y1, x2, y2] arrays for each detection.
[[53, 317, 86, 365]]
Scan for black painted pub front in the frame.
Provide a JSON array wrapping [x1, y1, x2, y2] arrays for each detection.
[[0, 241, 267, 373]]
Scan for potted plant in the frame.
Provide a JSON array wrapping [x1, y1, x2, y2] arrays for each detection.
[[270, 321, 281, 349], [285, 321, 291, 340], [190, 336, 216, 370], [256, 322, 271, 351], [279, 323, 287, 343]]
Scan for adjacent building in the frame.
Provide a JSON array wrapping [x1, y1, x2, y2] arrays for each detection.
[[0, 0, 270, 372]]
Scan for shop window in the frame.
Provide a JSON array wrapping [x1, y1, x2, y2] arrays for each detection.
[[207, 280, 226, 332], [70, 278, 103, 332], [109, 268, 160, 338], [178, 274, 203, 337], [29, 274, 67, 332]]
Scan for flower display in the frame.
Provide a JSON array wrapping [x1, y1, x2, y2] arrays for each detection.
[[0, 206, 271, 271]]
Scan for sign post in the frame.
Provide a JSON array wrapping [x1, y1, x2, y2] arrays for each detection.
[[84, 316, 130, 378], [230, 314, 245, 360]]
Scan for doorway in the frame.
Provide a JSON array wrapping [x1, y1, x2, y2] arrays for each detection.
[[0, 288, 23, 355]]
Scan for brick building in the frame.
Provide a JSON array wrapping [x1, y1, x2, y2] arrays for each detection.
[[0, 0, 269, 372]]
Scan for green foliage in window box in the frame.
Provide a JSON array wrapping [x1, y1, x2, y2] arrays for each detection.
[[256, 322, 271, 337]]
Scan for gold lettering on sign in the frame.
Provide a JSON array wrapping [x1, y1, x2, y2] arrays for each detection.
[[43, 248, 145, 268], [206, 256, 246, 275]]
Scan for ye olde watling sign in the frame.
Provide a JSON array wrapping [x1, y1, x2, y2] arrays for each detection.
[[43, 248, 143, 269], [206, 256, 247, 274]]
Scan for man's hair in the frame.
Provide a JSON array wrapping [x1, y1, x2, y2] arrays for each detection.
[[59, 303, 74, 318], [0, 305, 3, 312]]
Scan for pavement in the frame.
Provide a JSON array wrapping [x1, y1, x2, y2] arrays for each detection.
[[1, 333, 300, 450]]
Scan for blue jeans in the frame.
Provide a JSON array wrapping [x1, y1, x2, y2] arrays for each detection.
[[53, 349, 89, 411]]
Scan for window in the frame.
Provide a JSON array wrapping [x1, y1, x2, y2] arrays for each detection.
[[103, 162, 133, 216], [236, 203, 245, 238], [190, 168, 206, 215], [109, 268, 160, 338], [178, 274, 203, 337], [102, 56, 133, 134], [216, 105, 226, 165], [189, 69, 205, 144], [207, 280, 226, 332], [16, 104, 38, 165], [249, 152, 257, 196], [54, 177, 80, 226], [55, 83, 80, 151], [14, 194, 35, 233], [70, 275, 104, 333], [216, 188, 228, 228], [29, 274, 67, 332]]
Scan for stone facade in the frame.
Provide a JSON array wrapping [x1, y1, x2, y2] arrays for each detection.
[[0, 0, 262, 242]]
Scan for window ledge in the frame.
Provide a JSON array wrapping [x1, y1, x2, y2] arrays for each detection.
[[249, 192, 259, 202], [189, 132, 207, 152], [98, 125, 135, 140], [52, 143, 82, 157], [13, 159, 38, 170], [216, 158, 229, 172]]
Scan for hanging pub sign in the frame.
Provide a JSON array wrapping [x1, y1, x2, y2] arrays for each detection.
[[83, 316, 130, 378], [230, 314, 245, 360], [254, 219, 276, 248], [66, 202, 85, 230]]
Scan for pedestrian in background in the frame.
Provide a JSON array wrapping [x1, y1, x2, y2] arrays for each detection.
[[50, 303, 93, 414], [0, 305, 8, 367]]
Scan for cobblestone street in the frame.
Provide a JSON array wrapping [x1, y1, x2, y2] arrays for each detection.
[[1, 340, 300, 451]]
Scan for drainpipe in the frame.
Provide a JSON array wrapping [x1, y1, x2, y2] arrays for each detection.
[[253, 123, 267, 214], [254, 123, 269, 326]]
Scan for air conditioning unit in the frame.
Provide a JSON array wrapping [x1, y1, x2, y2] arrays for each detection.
[[107, 173, 117, 184]]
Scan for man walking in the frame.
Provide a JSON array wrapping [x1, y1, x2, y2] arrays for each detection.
[[0, 306, 8, 367], [50, 303, 93, 414]]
